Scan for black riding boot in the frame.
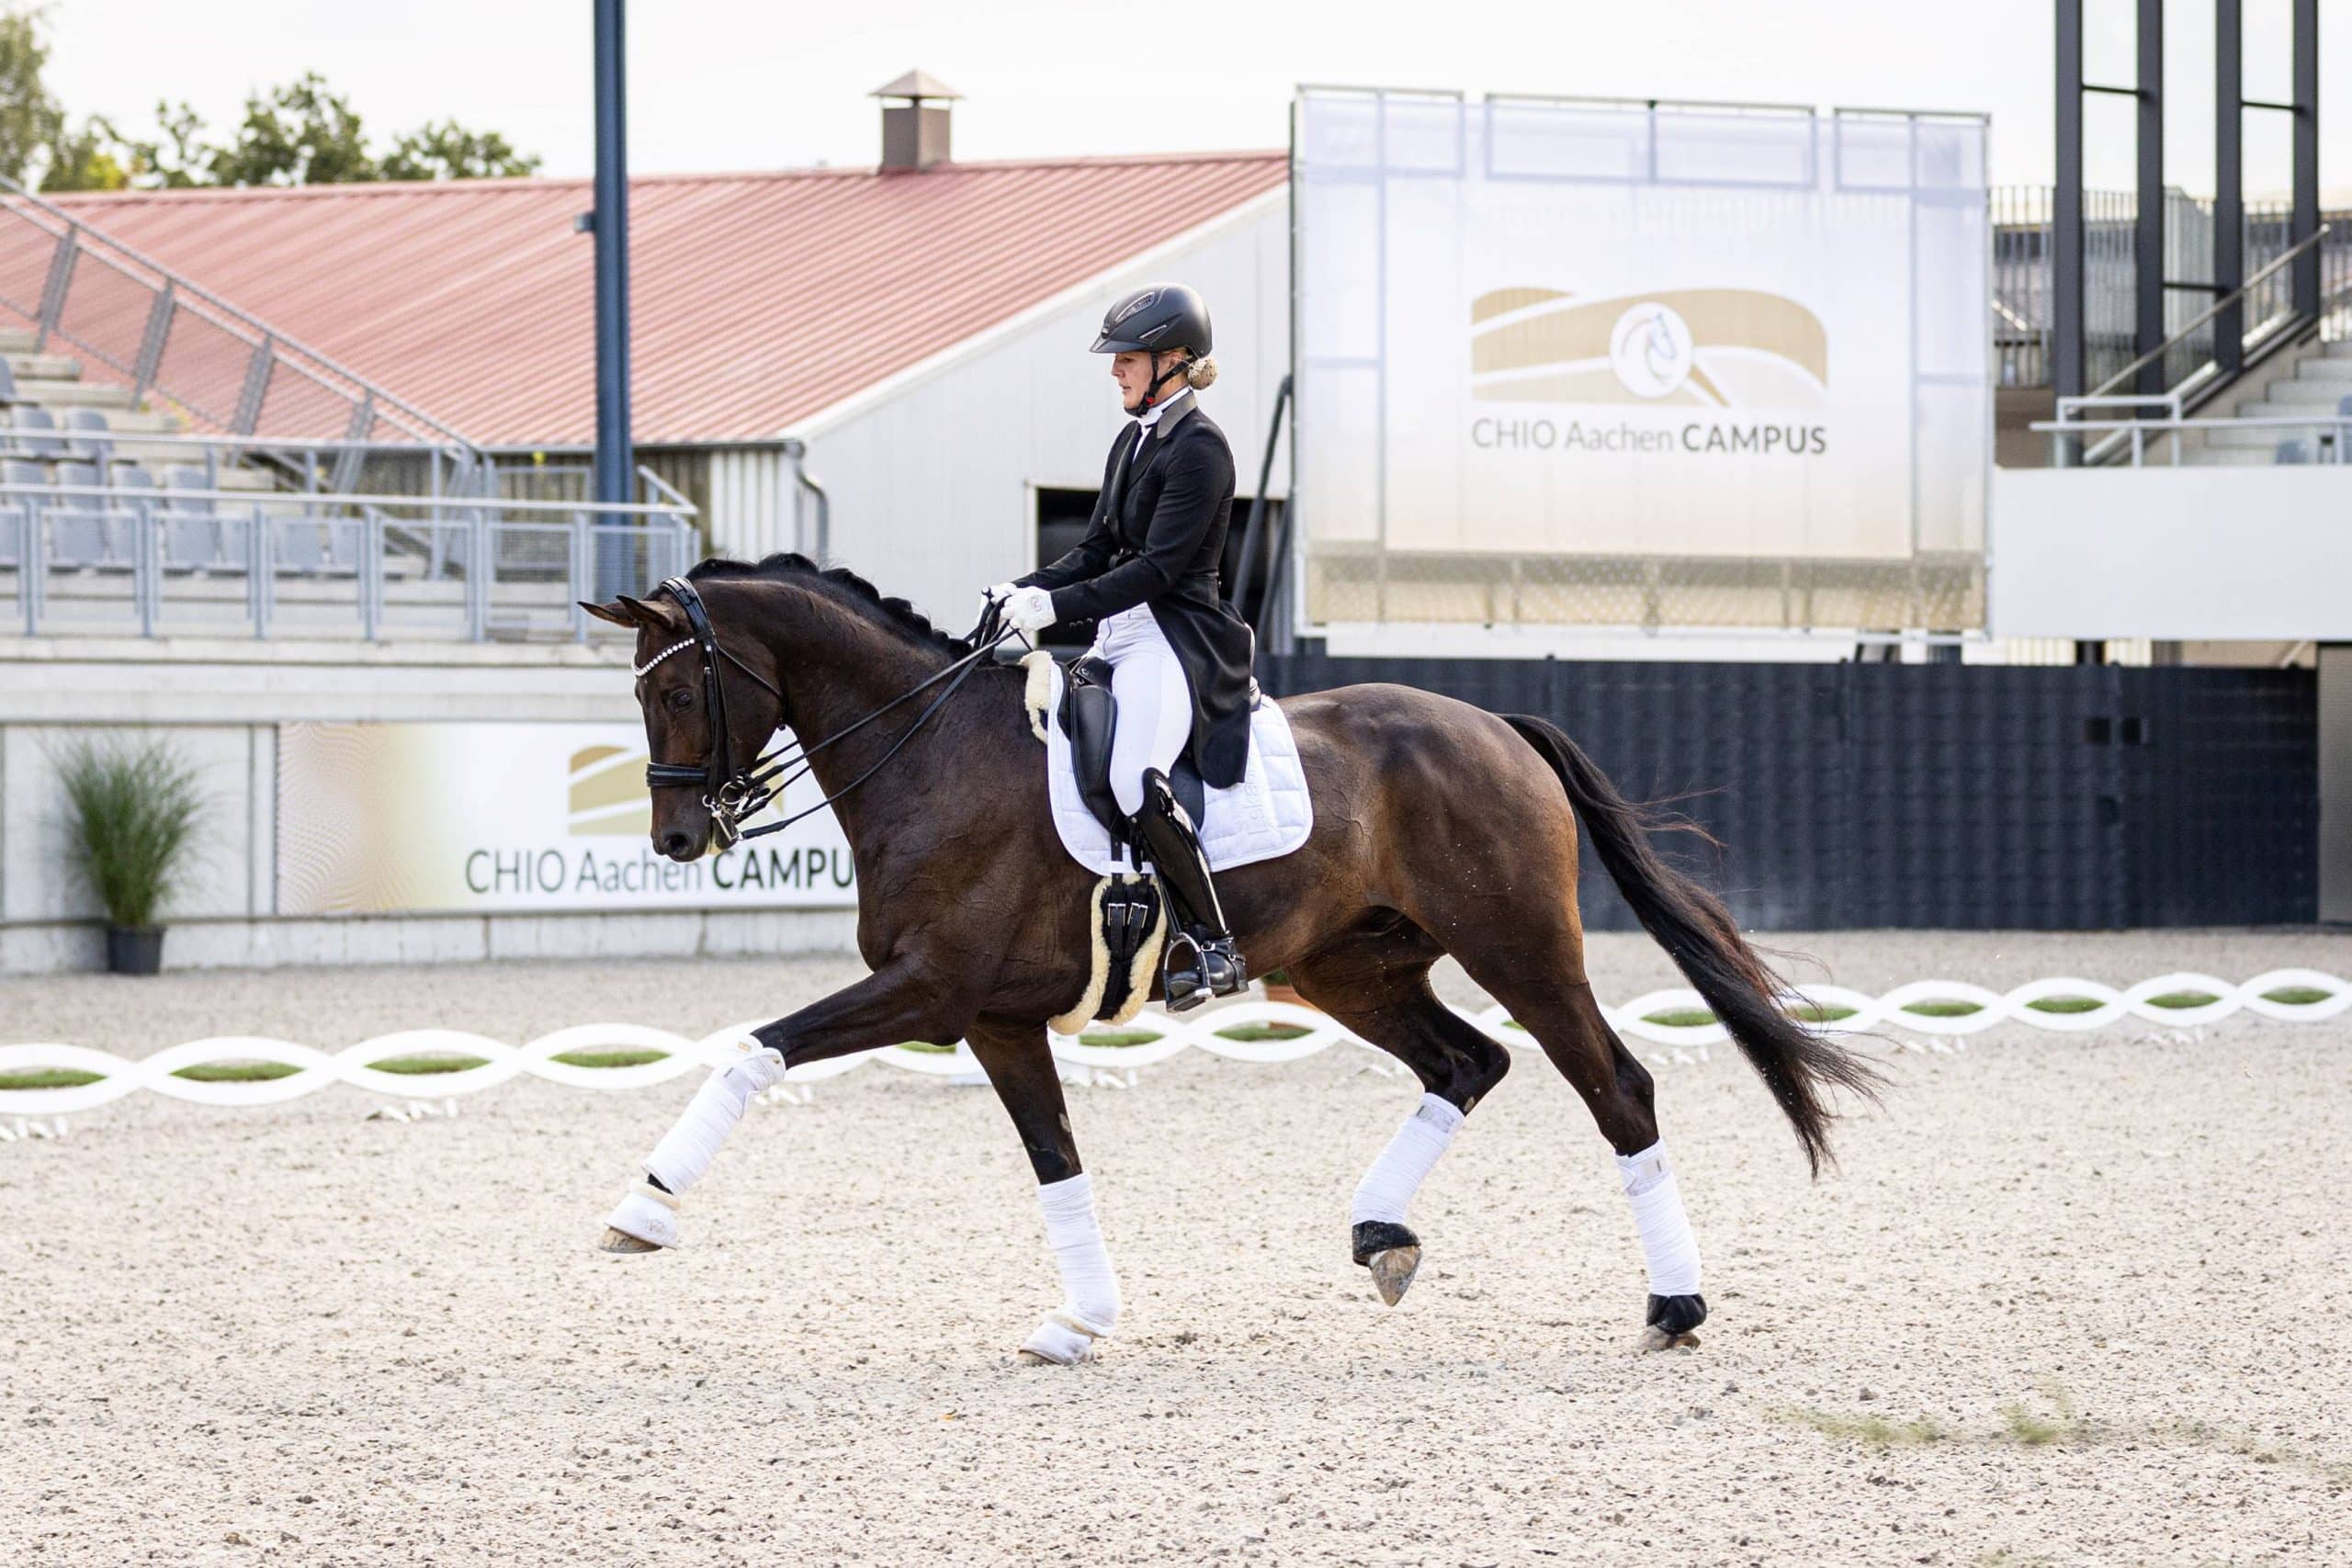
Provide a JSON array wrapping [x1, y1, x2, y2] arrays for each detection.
[[1133, 768, 1247, 1013]]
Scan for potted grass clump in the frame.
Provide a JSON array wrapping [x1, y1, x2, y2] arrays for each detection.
[[57, 738, 207, 976], [1261, 967, 1310, 1009]]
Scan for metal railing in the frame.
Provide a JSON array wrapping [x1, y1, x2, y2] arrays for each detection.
[[0, 174, 478, 454], [1, 484, 695, 641], [0, 428, 488, 501], [2052, 225, 2335, 467], [1991, 185, 2351, 391], [2033, 411, 2351, 468]]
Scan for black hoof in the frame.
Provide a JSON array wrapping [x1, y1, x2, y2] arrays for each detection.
[[1351, 1220, 1419, 1267], [1646, 1292, 1708, 1336]]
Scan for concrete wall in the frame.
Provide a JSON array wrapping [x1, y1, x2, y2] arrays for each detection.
[[1992, 467, 2352, 639], [0, 637, 857, 974]]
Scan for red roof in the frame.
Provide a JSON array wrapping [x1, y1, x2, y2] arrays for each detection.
[[42, 152, 1287, 446]]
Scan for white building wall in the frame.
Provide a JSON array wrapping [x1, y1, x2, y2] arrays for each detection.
[[1992, 468, 2352, 639], [784, 194, 1291, 627], [707, 447, 797, 562]]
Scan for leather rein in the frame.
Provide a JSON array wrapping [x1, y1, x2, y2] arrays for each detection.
[[634, 575, 1015, 848]]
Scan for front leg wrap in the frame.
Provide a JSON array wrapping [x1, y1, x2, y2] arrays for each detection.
[[1019, 1172, 1120, 1364], [603, 1042, 789, 1247]]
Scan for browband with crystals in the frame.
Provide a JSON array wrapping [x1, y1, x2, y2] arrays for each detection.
[[632, 637, 696, 679]]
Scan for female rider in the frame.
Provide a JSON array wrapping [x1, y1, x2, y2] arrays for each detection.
[[986, 283, 1254, 1012]]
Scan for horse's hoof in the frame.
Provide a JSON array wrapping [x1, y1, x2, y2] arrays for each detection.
[[1018, 1313, 1104, 1365], [597, 1226, 664, 1254], [1366, 1246, 1422, 1307], [1636, 1292, 1706, 1350], [1351, 1220, 1422, 1305]]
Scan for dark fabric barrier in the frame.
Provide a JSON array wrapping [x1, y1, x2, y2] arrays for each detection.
[[1258, 656, 2316, 931]]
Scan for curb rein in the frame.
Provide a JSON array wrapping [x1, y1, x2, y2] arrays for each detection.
[[634, 575, 1017, 848]]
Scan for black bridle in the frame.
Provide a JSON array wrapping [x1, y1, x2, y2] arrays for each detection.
[[635, 575, 1015, 848]]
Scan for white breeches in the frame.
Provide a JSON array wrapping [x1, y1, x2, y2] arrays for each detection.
[[1091, 604, 1194, 818]]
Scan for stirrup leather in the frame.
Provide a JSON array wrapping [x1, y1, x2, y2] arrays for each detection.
[[1132, 769, 1248, 1012]]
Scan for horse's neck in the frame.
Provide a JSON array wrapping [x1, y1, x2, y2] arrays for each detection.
[[757, 588, 960, 835]]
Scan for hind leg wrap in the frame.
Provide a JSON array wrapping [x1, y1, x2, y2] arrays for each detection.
[[1021, 1172, 1120, 1364], [1616, 1139, 1702, 1296]]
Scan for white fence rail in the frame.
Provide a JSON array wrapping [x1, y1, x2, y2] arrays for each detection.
[[5, 972, 2345, 1118]]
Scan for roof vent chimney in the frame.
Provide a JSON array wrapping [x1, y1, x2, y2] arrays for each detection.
[[872, 70, 961, 172]]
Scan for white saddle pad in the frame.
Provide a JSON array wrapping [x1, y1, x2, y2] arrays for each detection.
[[1027, 657, 1314, 878]]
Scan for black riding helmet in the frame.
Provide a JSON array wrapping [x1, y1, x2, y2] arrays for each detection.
[[1092, 284, 1212, 413]]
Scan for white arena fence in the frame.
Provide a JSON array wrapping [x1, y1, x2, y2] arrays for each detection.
[[4, 972, 2346, 1118]]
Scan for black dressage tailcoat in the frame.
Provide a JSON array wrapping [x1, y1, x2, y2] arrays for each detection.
[[1018, 392, 1255, 789]]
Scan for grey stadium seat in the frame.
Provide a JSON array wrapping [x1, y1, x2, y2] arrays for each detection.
[[162, 465, 225, 571], [50, 459, 123, 568], [109, 463, 159, 570], [9, 404, 65, 461], [2275, 436, 2313, 466], [63, 410, 113, 466], [0, 457, 41, 567]]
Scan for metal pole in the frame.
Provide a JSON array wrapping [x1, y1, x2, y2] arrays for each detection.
[[1229, 373, 1293, 624], [2134, 0, 2165, 398], [592, 0, 634, 599], [2053, 0, 2086, 438], [2291, 0, 2320, 321], [2216, 0, 2245, 378]]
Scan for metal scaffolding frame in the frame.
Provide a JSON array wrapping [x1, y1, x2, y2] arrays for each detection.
[[2052, 0, 2322, 410]]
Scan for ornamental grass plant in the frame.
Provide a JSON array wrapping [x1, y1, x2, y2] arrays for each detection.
[[56, 738, 207, 932]]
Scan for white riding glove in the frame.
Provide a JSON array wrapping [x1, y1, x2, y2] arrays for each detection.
[[982, 581, 1020, 612], [1001, 585, 1057, 635]]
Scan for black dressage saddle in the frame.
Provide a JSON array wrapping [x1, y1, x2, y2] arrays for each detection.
[[1058, 655, 1206, 865]]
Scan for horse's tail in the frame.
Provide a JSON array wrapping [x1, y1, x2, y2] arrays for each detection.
[[1501, 714, 1881, 1175]]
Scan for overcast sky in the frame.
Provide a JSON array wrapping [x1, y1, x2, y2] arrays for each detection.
[[40, 0, 2349, 197]]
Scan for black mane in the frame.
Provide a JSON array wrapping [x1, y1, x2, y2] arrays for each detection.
[[686, 553, 969, 654]]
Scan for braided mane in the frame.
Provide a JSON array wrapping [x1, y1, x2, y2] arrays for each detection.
[[686, 553, 969, 655]]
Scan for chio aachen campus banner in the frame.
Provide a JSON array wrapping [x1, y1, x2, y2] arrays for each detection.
[[1294, 92, 1990, 630], [274, 723, 853, 915]]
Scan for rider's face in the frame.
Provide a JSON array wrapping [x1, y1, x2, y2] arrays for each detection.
[[1111, 350, 1156, 409]]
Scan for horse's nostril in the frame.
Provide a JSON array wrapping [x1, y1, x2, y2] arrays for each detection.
[[660, 830, 695, 860]]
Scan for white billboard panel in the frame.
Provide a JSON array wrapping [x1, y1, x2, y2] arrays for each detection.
[[1294, 92, 1990, 630]]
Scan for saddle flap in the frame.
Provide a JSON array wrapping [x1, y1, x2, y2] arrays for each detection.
[[1055, 656, 1204, 849], [1057, 666, 1125, 846]]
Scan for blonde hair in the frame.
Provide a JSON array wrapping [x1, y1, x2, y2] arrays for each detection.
[[1184, 354, 1220, 391]]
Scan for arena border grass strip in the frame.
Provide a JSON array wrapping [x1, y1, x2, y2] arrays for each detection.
[[891, 1021, 1310, 1055], [0, 1046, 682, 1091]]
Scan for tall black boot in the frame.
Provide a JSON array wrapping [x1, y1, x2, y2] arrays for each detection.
[[1132, 769, 1247, 1013]]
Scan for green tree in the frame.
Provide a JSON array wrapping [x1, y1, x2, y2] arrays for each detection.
[[382, 119, 541, 181], [123, 101, 212, 188], [40, 114, 128, 191], [207, 71, 378, 186], [0, 6, 66, 186]]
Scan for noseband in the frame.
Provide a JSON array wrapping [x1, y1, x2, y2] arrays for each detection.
[[636, 574, 1018, 850]]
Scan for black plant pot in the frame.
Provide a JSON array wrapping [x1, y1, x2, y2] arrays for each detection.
[[106, 925, 166, 976]]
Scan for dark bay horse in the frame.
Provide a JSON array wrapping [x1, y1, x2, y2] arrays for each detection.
[[585, 555, 1876, 1359]]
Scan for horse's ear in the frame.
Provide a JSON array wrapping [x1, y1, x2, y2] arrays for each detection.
[[581, 600, 636, 627], [582, 594, 682, 630]]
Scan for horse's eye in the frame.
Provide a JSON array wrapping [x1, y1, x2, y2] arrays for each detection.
[[666, 686, 695, 712]]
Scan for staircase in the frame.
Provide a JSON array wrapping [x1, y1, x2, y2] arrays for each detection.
[[2172, 335, 2352, 466]]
